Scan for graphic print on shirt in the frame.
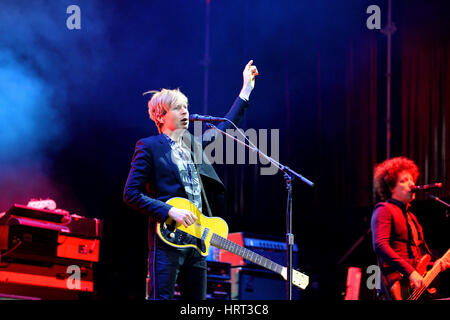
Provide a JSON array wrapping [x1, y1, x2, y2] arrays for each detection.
[[165, 134, 202, 213]]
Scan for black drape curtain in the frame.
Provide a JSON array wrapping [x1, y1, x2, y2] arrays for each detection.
[[399, 0, 450, 199]]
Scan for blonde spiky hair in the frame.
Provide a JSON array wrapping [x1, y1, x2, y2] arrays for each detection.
[[143, 88, 188, 133]]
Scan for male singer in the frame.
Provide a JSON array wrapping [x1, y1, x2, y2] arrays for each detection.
[[371, 156, 450, 299], [123, 60, 258, 299]]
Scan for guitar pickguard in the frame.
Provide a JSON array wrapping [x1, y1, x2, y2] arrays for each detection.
[[158, 222, 207, 253]]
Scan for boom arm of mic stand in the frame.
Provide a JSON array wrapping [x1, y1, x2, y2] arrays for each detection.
[[428, 194, 450, 218], [428, 194, 450, 208], [205, 122, 314, 188]]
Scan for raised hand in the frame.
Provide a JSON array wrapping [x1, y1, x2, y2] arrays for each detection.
[[240, 59, 259, 100]]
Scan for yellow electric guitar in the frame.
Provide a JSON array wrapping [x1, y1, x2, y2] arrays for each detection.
[[156, 197, 309, 290]]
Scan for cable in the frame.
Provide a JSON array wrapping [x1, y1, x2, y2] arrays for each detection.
[[0, 240, 22, 258]]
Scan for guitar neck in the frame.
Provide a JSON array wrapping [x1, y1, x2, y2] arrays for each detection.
[[424, 264, 441, 288], [211, 233, 283, 275], [423, 249, 450, 288]]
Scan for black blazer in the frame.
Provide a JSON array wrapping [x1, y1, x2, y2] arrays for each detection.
[[123, 96, 249, 242]]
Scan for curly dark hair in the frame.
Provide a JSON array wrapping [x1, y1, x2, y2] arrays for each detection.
[[373, 157, 419, 201]]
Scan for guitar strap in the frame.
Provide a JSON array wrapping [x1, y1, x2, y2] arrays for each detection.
[[196, 164, 213, 217], [190, 146, 213, 217], [408, 212, 432, 257]]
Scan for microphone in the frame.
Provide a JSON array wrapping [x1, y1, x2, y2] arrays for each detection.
[[411, 182, 443, 193], [189, 114, 227, 122]]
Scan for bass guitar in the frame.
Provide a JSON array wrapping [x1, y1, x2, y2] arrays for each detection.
[[156, 197, 309, 290], [391, 249, 450, 300]]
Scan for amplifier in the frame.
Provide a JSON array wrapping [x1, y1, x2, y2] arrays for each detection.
[[0, 261, 93, 300], [173, 279, 231, 300], [219, 232, 299, 269], [171, 261, 232, 300], [206, 279, 231, 300], [0, 224, 99, 266], [207, 261, 231, 300], [57, 234, 100, 262], [0, 203, 102, 266], [0, 224, 58, 263], [230, 267, 301, 300], [0, 201, 100, 300], [1, 204, 103, 239], [207, 261, 231, 280]]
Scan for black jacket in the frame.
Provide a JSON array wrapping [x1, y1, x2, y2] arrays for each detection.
[[123, 96, 249, 248]]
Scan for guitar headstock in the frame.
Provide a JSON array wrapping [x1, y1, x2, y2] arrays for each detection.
[[292, 269, 309, 290], [281, 268, 309, 290]]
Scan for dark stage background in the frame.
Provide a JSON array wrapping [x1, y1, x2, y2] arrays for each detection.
[[0, 0, 449, 300]]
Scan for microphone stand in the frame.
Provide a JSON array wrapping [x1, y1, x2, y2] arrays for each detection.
[[205, 122, 314, 300]]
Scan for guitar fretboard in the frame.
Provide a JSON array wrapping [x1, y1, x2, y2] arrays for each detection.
[[210, 233, 283, 275]]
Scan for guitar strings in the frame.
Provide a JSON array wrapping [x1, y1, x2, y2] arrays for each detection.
[[410, 252, 450, 300], [408, 266, 440, 300], [408, 279, 428, 300], [185, 222, 204, 235], [179, 224, 308, 289], [409, 288, 423, 300]]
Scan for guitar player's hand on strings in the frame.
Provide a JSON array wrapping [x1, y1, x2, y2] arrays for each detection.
[[168, 207, 197, 228], [409, 270, 424, 290]]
